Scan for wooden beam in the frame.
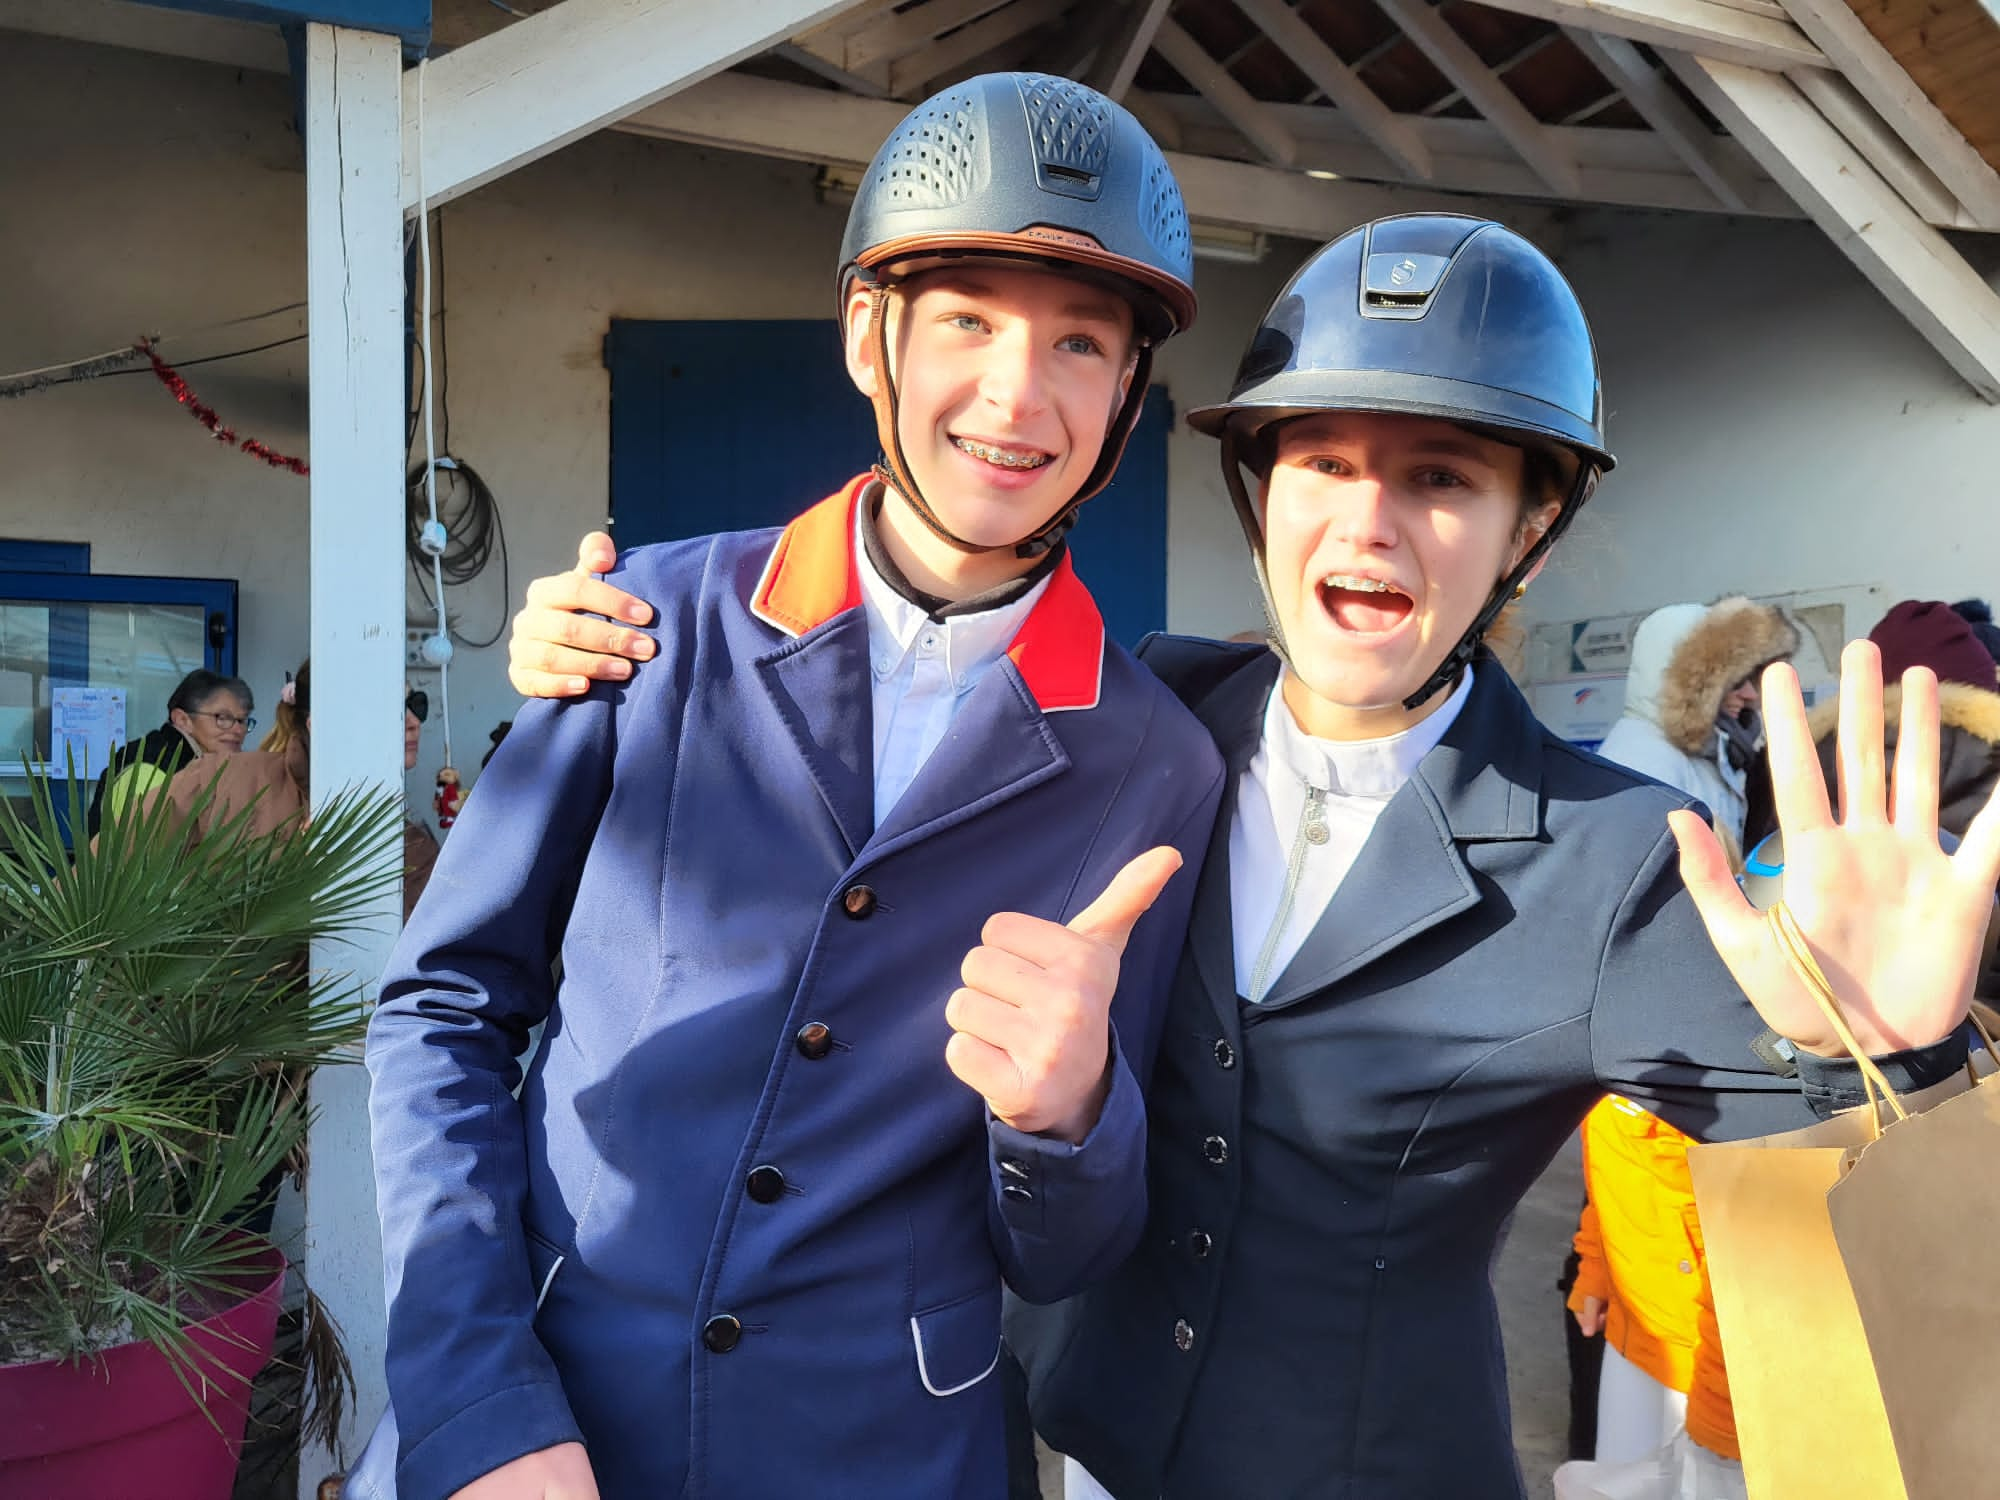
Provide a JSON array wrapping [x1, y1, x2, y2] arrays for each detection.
[[399, 0, 868, 213], [1789, 66, 1965, 226], [615, 68, 1493, 239], [843, 0, 1010, 73], [1150, 85, 1802, 216], [1231, 0, 1434, 179], [298, 21, 405, 1488], [774, 40, 893, 97], [1776, 0, 2000, 228], [1667, 52, 2000, 400], [1152, 16, 1299, 166], [1088, 0, 1173, 100], [1564, 26, 1758, 208], [1371, 0, 1582, 196], [1465, 0, 1824, 71], [887, 0, 1070, 98]]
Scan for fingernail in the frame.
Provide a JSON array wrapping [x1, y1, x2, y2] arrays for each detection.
[[625, 605, 651, 624], [632, 637, 656, 659], [566, 677, 589, 694], [607, 660, 633, 680]]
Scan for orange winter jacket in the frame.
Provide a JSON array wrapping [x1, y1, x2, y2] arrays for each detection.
[[1568, 1095, 1739, 1461]]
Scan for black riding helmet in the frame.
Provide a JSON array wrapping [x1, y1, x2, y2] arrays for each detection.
[[1188, 214, 1616, 708], [838, 71, 1198, 558]]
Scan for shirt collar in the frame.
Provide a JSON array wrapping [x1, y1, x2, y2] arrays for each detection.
[[750, 474, 1107, 713], [855, 499, 1051, 690], [1259, 666, 1477, 800]]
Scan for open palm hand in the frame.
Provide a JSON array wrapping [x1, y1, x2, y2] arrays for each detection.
[[1668, 641, 2000, 1058]]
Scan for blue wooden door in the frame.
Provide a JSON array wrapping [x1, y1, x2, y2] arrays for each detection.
[[605, 319, 1169, 646]]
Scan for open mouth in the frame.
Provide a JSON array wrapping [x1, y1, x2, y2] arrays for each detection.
[[952, 435, 1052, 471], [1317, 573, 1415, 635]]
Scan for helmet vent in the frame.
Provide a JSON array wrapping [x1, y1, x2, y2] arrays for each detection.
[[869, 91, 983, 210], [1141, 151, 1191, 263], [1018, 72, 1112, 201]]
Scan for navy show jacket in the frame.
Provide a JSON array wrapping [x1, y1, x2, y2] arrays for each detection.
[[1011, 639, 1964, 1500], [349, 481, 1225, 1500]]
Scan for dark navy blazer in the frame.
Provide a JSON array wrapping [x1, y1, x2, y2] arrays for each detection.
[[350, 482, 1225, 1500], [1012, 639, 1963, 1500]]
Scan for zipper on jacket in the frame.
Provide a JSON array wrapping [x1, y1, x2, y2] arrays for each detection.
[[1247, 785, 1328, 1004]]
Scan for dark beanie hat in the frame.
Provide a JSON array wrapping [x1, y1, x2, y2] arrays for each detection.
[[1952, 599, 2000, 665], [1869, 600, 1999, 690]]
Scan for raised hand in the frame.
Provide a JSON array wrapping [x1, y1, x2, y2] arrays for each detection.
[[447, 1441, 600, 1499], [507, 531, 657, 698], [1668, 641, 2000, 1058], [945, 848, 1184, 1143]]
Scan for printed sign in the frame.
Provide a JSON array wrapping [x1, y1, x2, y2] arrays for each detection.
[[51, 686, 126, 781]]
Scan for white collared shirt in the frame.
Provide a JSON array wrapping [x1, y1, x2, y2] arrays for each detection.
[[855, 507, 1051, 824], [1229, 667, 1476, 1002]]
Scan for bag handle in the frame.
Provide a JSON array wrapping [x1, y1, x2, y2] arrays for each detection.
[[1768, 901, 1909, 1133]]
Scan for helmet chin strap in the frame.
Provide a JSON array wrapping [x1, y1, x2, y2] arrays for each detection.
[[1220, 426, 1599, 711], [863, 274, 1157, 561]]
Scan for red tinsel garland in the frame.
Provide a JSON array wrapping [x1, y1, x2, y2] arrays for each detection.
[[139, 338, 309, 476]]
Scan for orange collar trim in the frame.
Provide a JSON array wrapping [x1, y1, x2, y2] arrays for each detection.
[[750, 475, 1105, 714]]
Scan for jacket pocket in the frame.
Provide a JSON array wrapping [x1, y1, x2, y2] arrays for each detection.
[[524, 1225, 567, 1313], [910, 1284, 1002, 1397]]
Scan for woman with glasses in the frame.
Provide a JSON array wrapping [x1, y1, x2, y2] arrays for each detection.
[[85, 667, 254, 837], [151, 660, 441, 920]]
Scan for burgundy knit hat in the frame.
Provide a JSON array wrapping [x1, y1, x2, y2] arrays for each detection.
[[1868, 600, 2000, 690]]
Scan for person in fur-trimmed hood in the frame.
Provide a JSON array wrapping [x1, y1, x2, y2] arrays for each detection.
[[1598, 597, 1800, 847]]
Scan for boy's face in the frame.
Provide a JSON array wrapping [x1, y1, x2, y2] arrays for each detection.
[[1260, 411, 1555, 737], [847, 265, 1138, 555]]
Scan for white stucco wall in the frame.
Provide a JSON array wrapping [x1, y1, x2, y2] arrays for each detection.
[[1527, 208, 2000, 646]]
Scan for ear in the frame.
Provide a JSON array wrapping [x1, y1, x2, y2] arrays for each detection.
[[843, 285, 882, 399], [168, 707, 193, 735], [1509, 498, 1563, 578]]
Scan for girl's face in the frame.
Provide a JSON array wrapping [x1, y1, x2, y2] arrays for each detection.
[[1260, 411, 1556, 741]]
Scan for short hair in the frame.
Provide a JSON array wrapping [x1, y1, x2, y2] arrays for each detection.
[[168, 669, 252, 717]]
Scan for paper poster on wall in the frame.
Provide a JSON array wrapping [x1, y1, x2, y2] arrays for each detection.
[[51, 686, 126, 780], [1531, 674, 1627, 751]]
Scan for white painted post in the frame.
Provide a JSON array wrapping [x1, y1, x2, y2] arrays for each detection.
[[301, 21, 406, 1494]]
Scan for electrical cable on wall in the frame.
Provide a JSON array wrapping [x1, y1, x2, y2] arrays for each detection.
[[411, 58, 464, 829]]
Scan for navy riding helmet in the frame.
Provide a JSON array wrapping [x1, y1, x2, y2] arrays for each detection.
[[1189, 215, 1617, 708]]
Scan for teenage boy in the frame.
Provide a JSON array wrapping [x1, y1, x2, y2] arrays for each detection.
[[348, 73, 1224, 1500], [510, 215, 1992, 1498]]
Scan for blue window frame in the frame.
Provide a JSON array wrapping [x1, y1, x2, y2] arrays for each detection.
[[0, 540, 89, 574]]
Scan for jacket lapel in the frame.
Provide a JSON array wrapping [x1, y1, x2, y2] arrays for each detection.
[[754, 611, 877, 861], [1255, 662, 1547, 1011], [1181, 652, 1280, 1039]]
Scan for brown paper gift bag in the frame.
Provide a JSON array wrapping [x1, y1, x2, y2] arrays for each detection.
[[1687, 906, 1997, 1500]]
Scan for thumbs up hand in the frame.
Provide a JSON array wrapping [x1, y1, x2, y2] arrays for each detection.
[[945, 848, 1184, 1144]]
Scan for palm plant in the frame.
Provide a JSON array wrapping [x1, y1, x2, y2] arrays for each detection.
[[0, 764, 400, 1447]]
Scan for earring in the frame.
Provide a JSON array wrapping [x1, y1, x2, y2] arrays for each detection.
[[1513, 582, 1528, 600]]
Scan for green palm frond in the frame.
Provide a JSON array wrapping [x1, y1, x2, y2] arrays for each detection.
[[0, 760, 399, 1428]]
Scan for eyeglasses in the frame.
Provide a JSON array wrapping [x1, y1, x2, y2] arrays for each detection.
[[193, 710, 257, 732], [406, 690, 429, 724]]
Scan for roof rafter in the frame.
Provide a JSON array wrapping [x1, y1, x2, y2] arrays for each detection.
[[400, 0, 869, 213], [1230, 0, 1434, 179], [1788, 66, 1964, 226], [1467, 0, 1823, 71], [887, 0, 1070, 97], [1775, 0, 2000, 228], [1370, 0, 1583, 196], [1089, 0, 1174, 100], [1563, 27, 1758, 208], [1665, 51, 2000, 401], [1152, 16, 1300, 166]]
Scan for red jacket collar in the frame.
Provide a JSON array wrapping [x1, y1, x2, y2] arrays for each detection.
[[751, 476, 1105, 714]]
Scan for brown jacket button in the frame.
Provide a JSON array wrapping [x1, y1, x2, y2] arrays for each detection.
[[841, 884, 878, 919], [795, 1021, 833, 1059]]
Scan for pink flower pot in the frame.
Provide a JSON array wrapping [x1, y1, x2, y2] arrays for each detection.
[[0, 1242, 286, 1500]]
